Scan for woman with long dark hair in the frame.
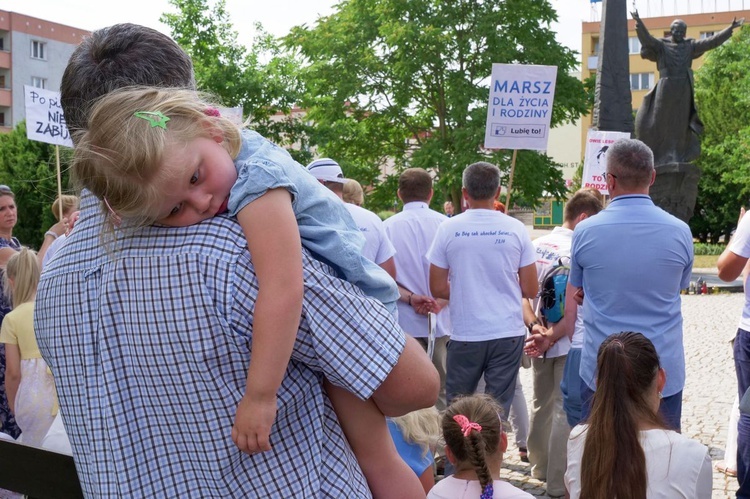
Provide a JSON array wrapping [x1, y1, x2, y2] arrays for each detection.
[[565, 332, 711, 498]]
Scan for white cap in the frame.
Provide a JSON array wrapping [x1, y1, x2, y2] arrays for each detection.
[[307, 158, 346, 184]]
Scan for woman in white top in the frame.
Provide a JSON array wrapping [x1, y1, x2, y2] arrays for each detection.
[[564, 332, 712, 498]]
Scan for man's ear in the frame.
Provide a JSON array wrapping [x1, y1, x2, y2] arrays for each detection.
[[397, 189, 403, 203]]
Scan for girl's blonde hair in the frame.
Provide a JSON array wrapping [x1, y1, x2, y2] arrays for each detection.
[[51, 195, 80, 221], [3, 247, 40, 309], [343, 179, 365, 206], [72, 86, 242, 231], [391, 406, 441, 458]]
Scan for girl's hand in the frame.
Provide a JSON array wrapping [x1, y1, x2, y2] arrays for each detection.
[[67, 210, 81, 234], [231, 392, 277, 454]]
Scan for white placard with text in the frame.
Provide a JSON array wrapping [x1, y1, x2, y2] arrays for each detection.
[[24, 86, 73, 148], [484, 64, 558, 151]]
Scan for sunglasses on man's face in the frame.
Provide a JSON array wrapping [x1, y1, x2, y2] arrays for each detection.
[[0, 185, 12, 194]]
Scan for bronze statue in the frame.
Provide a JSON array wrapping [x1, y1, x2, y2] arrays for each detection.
[[631, 10, 743, 166]]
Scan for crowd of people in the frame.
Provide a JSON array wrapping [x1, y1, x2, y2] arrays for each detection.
[[0, 20, 745, 499]]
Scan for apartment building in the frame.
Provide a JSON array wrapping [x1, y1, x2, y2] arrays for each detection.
[[580, 8, 750, 152], [0, 10, 89, 132]]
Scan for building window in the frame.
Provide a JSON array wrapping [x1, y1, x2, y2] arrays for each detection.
[[31, 40, 46, 60], [0, 113, 4, 126], [630, 72, 654, 91], [592, 37, 600, 55], [628, 37, 641, 54], [700, 31, 715, 39], [0, 38, 4, 51], [31, 77, 47, 89], [0, 75, 4, 89]]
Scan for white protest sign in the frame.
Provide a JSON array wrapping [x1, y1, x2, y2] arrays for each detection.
[[24, 86, 73, 148], [581, 130, 631, 195], [484, 64, 557, 151]]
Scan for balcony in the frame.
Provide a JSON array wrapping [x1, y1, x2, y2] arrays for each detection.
[[587, 55, 599, 70]]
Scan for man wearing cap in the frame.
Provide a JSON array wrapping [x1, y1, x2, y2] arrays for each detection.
[[308, 158, 397, 279]]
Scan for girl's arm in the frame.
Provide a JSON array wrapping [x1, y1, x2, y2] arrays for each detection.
[[36, 218, 69, 267], [231, 188, 304, 455], [4, 344, 20, 413]]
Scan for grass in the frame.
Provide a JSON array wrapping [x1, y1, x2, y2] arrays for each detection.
[[694, 254, 719, 269]]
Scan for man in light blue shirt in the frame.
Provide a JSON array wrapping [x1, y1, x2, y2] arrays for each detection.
[[569, 139, 693, 431]]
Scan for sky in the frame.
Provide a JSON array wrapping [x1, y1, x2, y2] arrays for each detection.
[[2, 0, 747, 62], [1, 0, 595, 55]]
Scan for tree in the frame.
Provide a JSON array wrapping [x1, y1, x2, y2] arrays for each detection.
[[692, 26, 750, 243], [287, 0, 590, 212], [162, 0, 313, 164], [0, 122, 71, 249]]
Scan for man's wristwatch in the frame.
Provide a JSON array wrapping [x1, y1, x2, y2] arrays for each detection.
[[526, 320, 539, 334]]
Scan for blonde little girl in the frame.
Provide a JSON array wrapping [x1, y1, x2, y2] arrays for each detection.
[[72, 86, 417, 498], [0, 248, 56, 447]]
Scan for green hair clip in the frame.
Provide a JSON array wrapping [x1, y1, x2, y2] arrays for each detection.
[[134, 111, 170, 129]]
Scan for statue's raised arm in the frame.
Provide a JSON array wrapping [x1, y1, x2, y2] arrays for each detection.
[[631, 9, 661, 60], [692, 17, 744, 57]]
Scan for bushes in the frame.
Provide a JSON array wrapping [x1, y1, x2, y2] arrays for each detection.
[[694, 243, 725, 255]]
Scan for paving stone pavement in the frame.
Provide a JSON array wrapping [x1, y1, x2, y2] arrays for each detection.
[[498, 293, 743, 498]]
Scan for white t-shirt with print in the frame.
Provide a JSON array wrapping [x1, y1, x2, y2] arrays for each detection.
[[427, 209, 536, 342], [531, 226, 573, 357]]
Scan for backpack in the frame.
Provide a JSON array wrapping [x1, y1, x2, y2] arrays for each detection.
[[538, 257, 570, 325]]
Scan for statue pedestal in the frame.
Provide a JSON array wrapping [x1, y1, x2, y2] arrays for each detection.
[[649, 162, 701, 224]]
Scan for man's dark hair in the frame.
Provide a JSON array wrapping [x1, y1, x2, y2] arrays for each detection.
[[564, 190, 604, 222], [61, 23, 195, 137], [398, 168, 432, 203], [462, 162, 500, 201]]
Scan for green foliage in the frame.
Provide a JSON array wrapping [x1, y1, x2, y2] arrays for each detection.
[[693, 242, 725, 255], [286, 0, 590, 211], [377, 210, 396, 221], [692, 27, 750, 242], [162, 0, 313, 164], [0, 122, 73, 249], [568, 161, 584, 193]]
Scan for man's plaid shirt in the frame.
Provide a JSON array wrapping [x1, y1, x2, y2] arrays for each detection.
[[34, 194, 405, 497]]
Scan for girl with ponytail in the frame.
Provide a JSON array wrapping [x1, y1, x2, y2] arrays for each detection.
[[428, 394, 532, 498], [565, 332, 712, 498]]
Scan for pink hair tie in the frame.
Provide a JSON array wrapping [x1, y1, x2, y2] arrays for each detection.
[[103, 197, 122, 227], [204, 107, 221, 117], [453, 414, 482, 437]]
